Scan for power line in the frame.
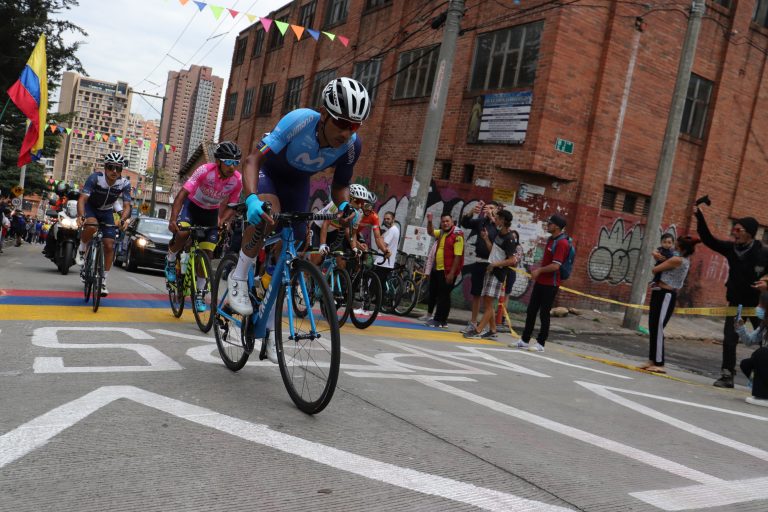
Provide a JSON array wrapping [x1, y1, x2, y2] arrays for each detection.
[[135, 9, 200, 89]]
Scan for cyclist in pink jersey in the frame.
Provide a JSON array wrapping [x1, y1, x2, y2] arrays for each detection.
[[164, 142, 243, 310]]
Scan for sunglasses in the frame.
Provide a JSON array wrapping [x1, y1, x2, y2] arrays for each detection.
[[329, 116, 361, 132], [105, 164, 123, 172], [221, 159, 240, 166]]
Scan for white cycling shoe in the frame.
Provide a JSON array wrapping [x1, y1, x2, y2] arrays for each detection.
[[227, 277, 253, 315], [265, 336, 278, 364]]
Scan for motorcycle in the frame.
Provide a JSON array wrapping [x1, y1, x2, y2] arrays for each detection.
[[45, 198, 80, 275]]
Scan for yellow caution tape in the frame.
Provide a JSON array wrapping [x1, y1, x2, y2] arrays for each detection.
[[509, 267, 755, 317]]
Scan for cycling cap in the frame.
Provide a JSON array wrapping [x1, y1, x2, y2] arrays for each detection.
[[349, 183, 369, 201], [323, 77, 371, 123], [104, 152, 128, 166], [214, 141, 242, 160]]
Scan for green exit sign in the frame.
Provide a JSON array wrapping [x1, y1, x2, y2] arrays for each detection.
[[555, 138, 574, 154]]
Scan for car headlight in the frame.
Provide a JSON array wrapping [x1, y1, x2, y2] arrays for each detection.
[[135, 236, 155, 248]]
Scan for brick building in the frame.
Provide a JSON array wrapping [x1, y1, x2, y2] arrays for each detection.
[[219, 0, 768, 310]]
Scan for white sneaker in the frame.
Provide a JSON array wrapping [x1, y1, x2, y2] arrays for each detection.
[[529, 342, 545, 352], [417, 313, 431, 321], [265, 336, 278, 364], [511, 339, 529, 349], [75, 251, 85, 266], [746, 396, 768, 407], [227, 277, 253, 315], [100, 284, 109, 297]]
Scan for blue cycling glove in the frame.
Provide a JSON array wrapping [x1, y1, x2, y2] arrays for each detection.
[[246, 194, 265, 224], [337, 201, 352, 216]]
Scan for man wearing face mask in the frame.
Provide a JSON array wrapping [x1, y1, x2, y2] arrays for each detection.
[[695, 205, 768, 388]]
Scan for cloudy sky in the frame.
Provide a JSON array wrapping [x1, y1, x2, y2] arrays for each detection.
[[54, 0, 288, 135]]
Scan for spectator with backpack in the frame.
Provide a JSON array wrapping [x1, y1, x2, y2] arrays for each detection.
[[513, 214, 574, 352]]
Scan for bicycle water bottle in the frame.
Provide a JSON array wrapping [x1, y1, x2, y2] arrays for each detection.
[[180, 252, 189, 274], [262, 264, 275, 290]]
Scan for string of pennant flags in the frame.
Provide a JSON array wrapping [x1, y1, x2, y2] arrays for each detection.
[[173, 0, 351, 47], [46, 123, 177, 153]]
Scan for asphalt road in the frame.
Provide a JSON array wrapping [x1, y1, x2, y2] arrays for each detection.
[[1, 242, 767, 511]]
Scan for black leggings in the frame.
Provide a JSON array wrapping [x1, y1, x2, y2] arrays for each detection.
[[741, 347, 768, 399], [648, 289, 677, 366]]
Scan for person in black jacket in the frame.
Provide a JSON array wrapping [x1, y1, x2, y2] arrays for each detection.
[[460, 200, 500, 333], [695, 205, 768, 388]]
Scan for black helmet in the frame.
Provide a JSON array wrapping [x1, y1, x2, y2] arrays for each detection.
[[214, 141, 241, 160]]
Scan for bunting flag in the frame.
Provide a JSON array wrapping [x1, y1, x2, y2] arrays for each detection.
[[65, 128, 71, 135], [193, 1, 206, 12], [209, 5, 224, 19], [245, 14, 257, 23], [275, 20, 289, 36], [260, 17, 273, 33], [228, 8, 238, 18], [43, 123, 178, 152], [338, 35, 349, 47], [307, 29, 320, 41], [323, 32, 336, 42], [50, 124, 57, 133], [290, 25, 304, 41]]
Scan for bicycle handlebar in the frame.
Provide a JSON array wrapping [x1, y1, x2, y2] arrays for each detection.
[[226, 202, 337, 223]]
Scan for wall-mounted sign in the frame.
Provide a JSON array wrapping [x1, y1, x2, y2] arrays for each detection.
[[518, 183, 545, 200], [467, 90, 532, 145]]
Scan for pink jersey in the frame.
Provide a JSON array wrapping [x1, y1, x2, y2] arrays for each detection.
[[183, 163, 243, 210]]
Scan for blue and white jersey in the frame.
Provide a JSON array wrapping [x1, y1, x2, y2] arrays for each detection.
[[259, 108, 361, 186], [82, 172, 132, 211]]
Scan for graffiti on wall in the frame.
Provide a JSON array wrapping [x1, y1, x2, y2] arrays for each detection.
[[587, 218, 677, 285]]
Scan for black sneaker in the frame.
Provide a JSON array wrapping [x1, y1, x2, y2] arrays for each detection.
[[480, 331, 498, 340], [713, 370, 734, 388]]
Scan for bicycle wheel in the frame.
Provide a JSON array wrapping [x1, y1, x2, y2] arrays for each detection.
[[82, 248, 93, 302], [168, 256, 185, 318], [92, 244, 104, 313], [394, 278, 418, 316], [213, 254, 250, 371], [191, 250, 214, 333], [328, 266, 352, 327], [350, 269, 382, 329], [381, 273, 403, 314], [275, 259, 340, 414]]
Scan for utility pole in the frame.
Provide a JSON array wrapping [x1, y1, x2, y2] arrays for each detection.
[[130, 90, 166, 216], [623, 0, 705, 329], [403, 0, 464, 234]]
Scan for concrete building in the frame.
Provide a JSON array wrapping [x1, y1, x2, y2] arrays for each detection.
[[124, 114, 152, 174], [53, 72, 132, 184], [157, 65, 223, 179], [219, 0, 768, 310]]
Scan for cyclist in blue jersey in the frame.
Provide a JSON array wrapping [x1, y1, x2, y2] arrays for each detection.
[[227, 77, 371, 359], [75, 152, 133, 296]]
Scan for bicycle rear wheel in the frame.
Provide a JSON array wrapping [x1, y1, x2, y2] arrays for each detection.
[[191, 250, 214, 333], [213, 254, 250, 371], [328, 266, 352, 327], [394, 278, 418, 316], [276, 259, 340, 414], [168, 256, 185, 318], [350, 269, 382, 329], [82, 249, 92, 302], [381, 273, 403, 314], [92, 245, 104, 313]]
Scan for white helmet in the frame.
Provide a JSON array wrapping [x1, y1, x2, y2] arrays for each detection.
[[349, 183, 369, 201], [323, 77, 371, 122]]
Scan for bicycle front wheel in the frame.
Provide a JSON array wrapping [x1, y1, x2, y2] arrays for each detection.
[[191, 250, 214, 333], [168, 256, 185, 318], [213, 254, 250, 371], [350, 269, 382, 329], [381, 273, 403, 314], [82, 250, 92, 302], [276, 259, 340, 414], [92, 245, 104, 313]]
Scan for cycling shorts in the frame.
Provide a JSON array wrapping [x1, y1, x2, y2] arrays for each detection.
[[177, 198, 218, 251], [83, 203, 117, 239], [258, 169, 310, 244]]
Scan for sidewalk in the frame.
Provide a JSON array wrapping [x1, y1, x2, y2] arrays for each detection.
[[413, 304, 724, 342]]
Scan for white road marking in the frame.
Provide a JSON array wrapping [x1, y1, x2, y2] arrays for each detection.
[[409, 376, 722, 485], [373, 339, 507, 376], [577, 381, 768, 461], [477, 346, 633, 379], [630, 476, 768, 511], [125, 274, 161, 291], [151, 328, 215, 342], [0, 386, 573, 512], [31, 327, 182, 373]]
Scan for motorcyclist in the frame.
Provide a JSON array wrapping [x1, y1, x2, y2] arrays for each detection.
[[43, 184, 80, 260]]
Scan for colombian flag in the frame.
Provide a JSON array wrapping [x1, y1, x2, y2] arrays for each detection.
[[7, 34, 48, 167]]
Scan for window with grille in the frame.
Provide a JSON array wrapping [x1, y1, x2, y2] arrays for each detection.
[[224, 93, 238, 120], [258, 83, 276, 115], [754, 0, 768, 26], [241, 88, 256, 117], [462, 164, 475, 184], [680, 74, 713, 139], [252, 29, 265, 57], [353, 59, 381, 102], [622, 194, 637, 214], [233, 37, 247, 65], [268, 15, 289, 50], [299, 1, 317, 29], [283, 76, 304, 113], [311, 69, 337, 108], [470, 21, 544, 91], [393, 45, 441, 100], [325, 0, 348, 27], [441, 161, 452, 180], [601, 188, 617, 209], [712, 0, 731, 8]]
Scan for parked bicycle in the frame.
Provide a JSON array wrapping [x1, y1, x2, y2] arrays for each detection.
[[80, 221, 107, 313], [212, 203, 340, 414], [345, 250, 383, 329], [166, 223, 214, 333]]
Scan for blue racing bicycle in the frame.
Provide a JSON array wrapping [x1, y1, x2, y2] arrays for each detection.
[[212, 203, 340, 414]]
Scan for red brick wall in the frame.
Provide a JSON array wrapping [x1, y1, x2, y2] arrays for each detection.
[[220, 0, 768, 310]]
